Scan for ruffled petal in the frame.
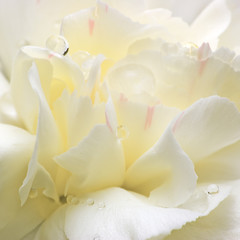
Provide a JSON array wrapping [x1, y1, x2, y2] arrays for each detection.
[[164, 180, 240, 240], [111, 94, 180, 167], [146, 0, 211, 24], [53, 91, 105, 149], [0, 124, 57, 239], [34, 188, 201, 240], [189, 0, 231, 49], [174, 96, 240, 162], [55, 125, 125, 194], [61, 1, 164, 60], [0, 0, 98, 77], [124, 125, 197, 207], [19, 64, 61, 205]]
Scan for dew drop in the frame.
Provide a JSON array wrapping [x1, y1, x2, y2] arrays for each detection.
[[66, 195, 79, 205], [46, 35, 69, 55], [98, 201, 105, 210], [207, 184, 219, 194], [116, 125, 129, 140], [29, 188, 38, 199], [93, 234, 100, 240], [87, 198, 94, 206]]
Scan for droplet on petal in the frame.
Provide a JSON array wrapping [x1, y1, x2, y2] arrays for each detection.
[[46, 35, 69, 55], [29, 188, 38, 199], [116, 125, 129, 140], [93, 234, 101, 240], [207, 184, 219, 194], [87, 198, 95, 206], [66, 195, 79, 205], [98, 201, 106, 210]]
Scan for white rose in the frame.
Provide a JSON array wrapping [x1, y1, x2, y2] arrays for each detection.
[[0, 1, 240, 240]]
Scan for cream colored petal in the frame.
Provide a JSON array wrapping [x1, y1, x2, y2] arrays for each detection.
[[146, 0, 212, 24], [33, 205, 68, 240], [19, 64, 61, 205], [55, 125, 125, 194], [189, 0, 231, 49], [0, 0, 98, 77], [108, 48, 197, 109], [112, 96, 180, 167], [195, 141, 240, 182], [124, 125, 197, 207], [126, 43, 240, 109], [174, 96, 240, 162], [0, 124, 57, 239], [219, 0, 240, 52], [0, 124, 34, 229], [34, 188, 202, 240], [0, 71, 9, 96], [0, 196, 57, 240], [164, 180, 240, 240], [53, 91, 105, 149], [0, 92, 23, 127], [61, 1, 162, 60], [136, 8, 189, 42], [11, 46, 85, 133]]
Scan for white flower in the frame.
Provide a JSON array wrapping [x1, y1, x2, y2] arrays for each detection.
[[0, 1, 240, 240]]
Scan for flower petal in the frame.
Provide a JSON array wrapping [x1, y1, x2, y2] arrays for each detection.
[[189, 0, 231, 48], [0, 0, 98, 77], [55, 125, 125, 194], [61, 1, 161, 60], [112, 96, 180, 167], [195, 141, 240, 182], [174, 96, 240, 162], [0, 124, 57, 239], [146, 0, 212, 24], [34, 188, 201, 240], [219, 0, 240, 53], [124, 125, 197, 207], [11, 46, 85, 133], [164, 180, 240, 240], [53, 91, 105, 149], [19, 64, 61, 205]]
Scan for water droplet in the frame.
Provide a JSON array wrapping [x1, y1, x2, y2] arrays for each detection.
[[29, 188, 38, 199], [87, 198, 94, 206], [66, 195, 79, 205], [46, 35, 69, 55], [207, 184, 219, 194], [93, 234, 100, 240], [116, 125, 129, 140], [98, 201, 105, 209]]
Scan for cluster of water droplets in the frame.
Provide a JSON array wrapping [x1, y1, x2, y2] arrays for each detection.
[[58, 194, 106, 211]]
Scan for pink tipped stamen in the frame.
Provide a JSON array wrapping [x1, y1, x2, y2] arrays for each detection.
[[88, 19, 95, 36], [144, 106, 155, 130]]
